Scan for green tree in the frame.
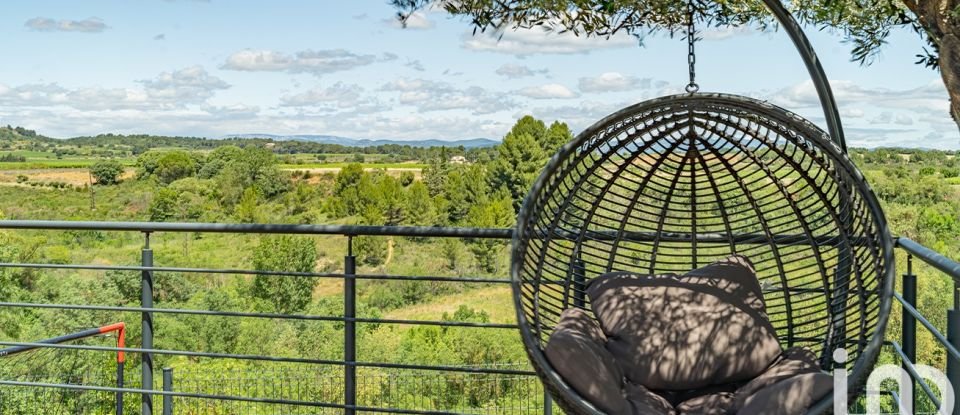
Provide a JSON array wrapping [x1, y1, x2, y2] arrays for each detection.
[[399, 171, 415, 186], [251, 235, 318, 314], [544, 121, 573, 156], [404, 181, 438, 227], [235, 187, 262, 223], [465, 197, 515, 273], [218, 147, 289, 204], [422, 148, 450, 196], [149, 188, 180, 222], [198, 145, 244, 179], [394, 1, 960, 132], [444, 164, 490, 224], [135, 151, 165, 179], [375, 174, 406, 226], [89, 159, 124, 185], [155, 150, 197, 184], [488, 131, 544, 211]]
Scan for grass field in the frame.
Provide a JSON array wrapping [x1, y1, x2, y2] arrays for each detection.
[[0, 159, 136, 170]]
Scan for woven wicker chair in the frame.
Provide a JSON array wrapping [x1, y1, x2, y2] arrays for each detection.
[[510, 2, 894, 413], [511, 91, 895, 414]]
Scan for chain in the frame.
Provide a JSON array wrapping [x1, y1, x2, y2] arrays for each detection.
[[685, 0, 699, 94]]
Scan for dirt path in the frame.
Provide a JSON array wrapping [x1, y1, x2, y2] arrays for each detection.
[[384, 238, 394, 266]]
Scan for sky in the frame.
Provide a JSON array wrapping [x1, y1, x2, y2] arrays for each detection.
[[0, 1, 957, 149]]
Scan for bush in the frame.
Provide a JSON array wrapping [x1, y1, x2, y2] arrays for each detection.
[[251, 235, 318, 314], [90, 159, 125, 185], [156, 151, 196, 184], [355, 235, 387, 266], [399, 171, 415, 186]]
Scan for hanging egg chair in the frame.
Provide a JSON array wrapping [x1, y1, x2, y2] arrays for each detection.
[[510, 1, 894, 414]]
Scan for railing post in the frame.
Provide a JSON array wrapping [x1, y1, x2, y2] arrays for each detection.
[[162, 367, 173, 415], [903, 254, 917, 411], [141, 232, 154, 415], [344, 236, 356, 415], [948, 282, 960, 415], [116, 357, 124, 415], [543, 390, 552, 415]]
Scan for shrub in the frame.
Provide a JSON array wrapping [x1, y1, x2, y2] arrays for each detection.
[[90, 159, 125, 185], [251, 235, 318, 314]]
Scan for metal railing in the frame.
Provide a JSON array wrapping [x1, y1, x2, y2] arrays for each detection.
[[890, 237, 960, 414], [0, 220, 543, 415], [0, 220, 959, 414]]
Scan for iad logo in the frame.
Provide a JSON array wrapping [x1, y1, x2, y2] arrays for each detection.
[[833, 348, 955, 415]]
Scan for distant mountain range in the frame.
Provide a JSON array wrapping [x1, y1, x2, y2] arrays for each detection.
[[224, 134, 499, 148]]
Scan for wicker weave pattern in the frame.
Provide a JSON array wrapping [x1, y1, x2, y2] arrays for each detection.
[[511, 94, 894, 415]]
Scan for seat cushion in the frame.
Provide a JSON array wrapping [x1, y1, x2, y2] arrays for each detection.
[[733, 347, 824, 409], [675, 392, 736, 415], [544, 308, 631, 414], [587, 255, 782, 390], [624, 382, 676, 415], [736, 372, 833, 415]]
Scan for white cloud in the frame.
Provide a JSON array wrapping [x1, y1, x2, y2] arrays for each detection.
[[523, 100, 627, 132], [406, 60, 425, 72], [0, 66, 228, 111], [841, 108, 865, 118], [462, 26, 636, 56], [25, 17, 108, 33], [221, 49, 379, 75], [202, 104, 260, 120], [280, 83, 366, 108], [772, 79, 949, 113], [380, 78, 516, 115], [516, 84, 579, 99], [769, 79, 958, 149], [578, 72, 649, 93], [495, 64, 548, 79], [140, 66, 230, 103]]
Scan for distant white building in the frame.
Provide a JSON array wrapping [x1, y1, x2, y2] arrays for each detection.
[[449, 155, 467, 164]]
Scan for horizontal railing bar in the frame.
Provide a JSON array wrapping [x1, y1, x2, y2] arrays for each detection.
[[0, 302, 518, 328], [894, 292, 960, 362], [0, 220, 514, 239], [0, 263, 509, 284], [885, 340, 942, 408], [0, 341, 536, 375], [0, 380, 474, 414], [897, 238, 960, 283], [0, 220, 863, 247]]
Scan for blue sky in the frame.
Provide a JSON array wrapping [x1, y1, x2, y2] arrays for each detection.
[[0, 1, 957, 149]]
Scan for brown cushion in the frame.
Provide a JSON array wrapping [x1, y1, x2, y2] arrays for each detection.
[[544, 308, 631, 414], [624, 382, 676, 415], [734, 347, 823, 409], [737, 372, 833, 415], [675, 392, 736, 415], [587, 255, 782, 390]]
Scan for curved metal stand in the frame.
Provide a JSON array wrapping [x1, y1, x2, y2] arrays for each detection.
[[758, 0, 846, 150]]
